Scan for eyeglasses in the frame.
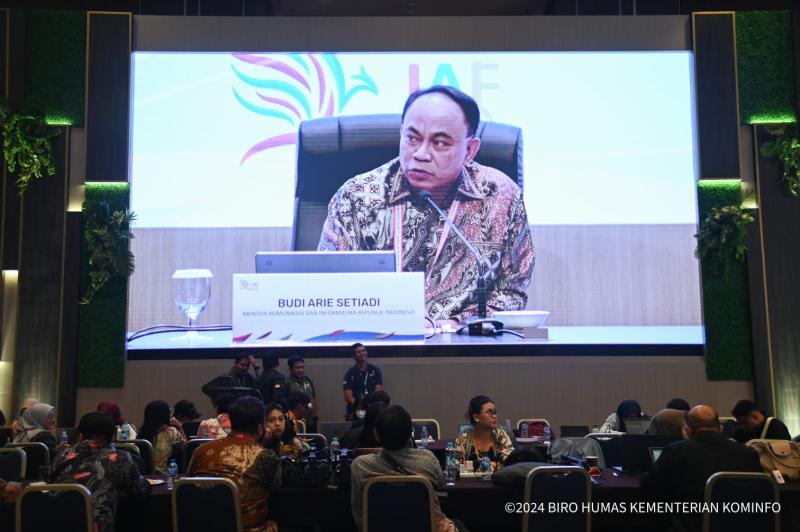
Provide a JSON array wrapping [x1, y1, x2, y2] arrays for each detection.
[[480, 409, 498, 416]]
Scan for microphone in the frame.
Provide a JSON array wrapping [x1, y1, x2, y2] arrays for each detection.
[[418, 190, 488, 322]]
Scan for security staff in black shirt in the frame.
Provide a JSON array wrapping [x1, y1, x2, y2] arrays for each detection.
[[342, 343, 383, 421]]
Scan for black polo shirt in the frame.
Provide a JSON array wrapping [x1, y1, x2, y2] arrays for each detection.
[[342, 363, 382, 415]]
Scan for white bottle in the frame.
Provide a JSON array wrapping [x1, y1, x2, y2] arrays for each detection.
[[166, 459, 178, 491], [119, 423, 131, 441], [445, 442, 458, 483], [419, 426, 429, 448], [330, 437, 341, 463], [59, 431, 69, 445]]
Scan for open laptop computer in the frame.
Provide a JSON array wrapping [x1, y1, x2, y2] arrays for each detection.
[[623, 417, 652, 435], [620, 435, 679, 472], [255, 251, 396, 274]]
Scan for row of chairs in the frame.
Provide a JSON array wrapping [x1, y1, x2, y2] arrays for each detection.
[[12, 469, 780, 532]]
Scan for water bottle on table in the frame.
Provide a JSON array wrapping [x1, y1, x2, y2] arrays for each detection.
[[166, 459, 178, 491], [543, 425, 551, 443], [59, 431, 69, 446], [480, 455, 492, 481], [520, 422, 529, 439], [330, 437, 341, 463], [119, 422, 131, 441], [419, 426, 429, 448], [445, 442, 458, 484]]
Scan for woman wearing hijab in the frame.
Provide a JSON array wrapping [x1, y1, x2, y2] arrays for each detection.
[[10, 398, 39, 440], [97, 400, 137, 440], [596, 399, 643, 433], [13, 402, 60, 455]]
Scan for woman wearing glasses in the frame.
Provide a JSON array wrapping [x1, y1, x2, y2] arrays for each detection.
[[454, 395, 514, 470]]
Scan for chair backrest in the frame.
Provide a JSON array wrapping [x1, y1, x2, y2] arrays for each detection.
[[523, 466, 591, 532], [297, 433, 328, 452], [0, 427, 13, 445], [119, 439, 155, 474], [703, 472, 779, 532], [16, 483, 94, 532], [355, 447, 382, 457], [293, 114, 524, 251], [7, 442, 49, 480], [0, 447, 26, 481], [411, 419, 441, 440], [182, 421, 201, 438], [363, 475, 435, 532], [179, 438, 213, 473], [172, 477, 243, 532]]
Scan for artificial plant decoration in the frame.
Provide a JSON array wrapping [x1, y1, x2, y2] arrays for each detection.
[[695, 202, 755, 275], [0, 103, 61, 194], [82, 201, 136, 304], [761, 122, 800, 197]]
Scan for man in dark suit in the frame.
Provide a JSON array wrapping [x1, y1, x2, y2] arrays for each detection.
[[641, 405, 763, 532]]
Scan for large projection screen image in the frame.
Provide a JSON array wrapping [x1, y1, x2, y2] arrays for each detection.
[[128, 50, 701, 347]]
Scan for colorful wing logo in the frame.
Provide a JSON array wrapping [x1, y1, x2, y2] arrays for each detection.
[[231, 53, 379, 164]]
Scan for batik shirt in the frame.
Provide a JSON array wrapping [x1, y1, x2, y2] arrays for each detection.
[[198, 414, 232, 440], [318, 158, 535, 322], [188, 433, 281, 532], [51, 440, 151, 532], [454, 427, 515, 465]]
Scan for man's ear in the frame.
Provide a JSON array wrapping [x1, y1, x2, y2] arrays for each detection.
[[465, 137, 481, 164]]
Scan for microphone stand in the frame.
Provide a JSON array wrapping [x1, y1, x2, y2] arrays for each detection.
[[419, 190, 500, 336]]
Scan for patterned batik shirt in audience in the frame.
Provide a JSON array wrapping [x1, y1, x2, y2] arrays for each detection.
[[318, 158, 535, 322], [152, 426, 185, 474], [51, 440, 151, 532], [454, 427, 515, 465], [197, 413, 232, 439], [188, 433, 281, 532]]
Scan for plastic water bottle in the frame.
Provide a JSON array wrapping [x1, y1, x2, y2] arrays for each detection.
[[419, 426, 429, 448], [445, 442, 458, 483], [543, 425, 551, 443], [520, 422, 529, 439], [166, 459, 178, 491], [480, 456, 492, 481], [119, 423, 131, 441], [59, 431, 69, 445], [505, 419, 513, 435], [330, 437, 341, 463]]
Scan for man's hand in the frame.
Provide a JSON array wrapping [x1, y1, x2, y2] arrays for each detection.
[[248, 354, 262, 375]]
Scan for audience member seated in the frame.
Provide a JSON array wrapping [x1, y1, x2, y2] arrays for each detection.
[[173, 400, 202, 423], [342, 402, 387, 450], [286, 392, 311, 435], [351, 404, 466, 532], [188, 396, 281, 532], [10, 398, 39, 440], [731, 399, 792, 443], [51, 412, 151, 532], [350, 390, 392, 429], [454, 395, 514, 470], [197, 393, 235, 440], [640, 405, 762, 532], [666, 398, 691, 411], [139, 400, 186, 474], [97, 400, 138, 440], [595, 399, 643, 433], [264, 403, 309, 459], [12, 402, 64, 457], [647, 408, 687, 438]]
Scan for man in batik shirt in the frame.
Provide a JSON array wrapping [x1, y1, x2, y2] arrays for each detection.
[[318, 85, 534, 323], [188, 396, 281, 532], [50, 412, 151, 532]]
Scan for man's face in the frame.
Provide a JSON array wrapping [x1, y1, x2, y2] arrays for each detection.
[[737, 410, 764, 431], [399, 93, 481, 194], [233, 357, 250, 375], [353, 345, 368, 364], [290, 361, 305, 379]]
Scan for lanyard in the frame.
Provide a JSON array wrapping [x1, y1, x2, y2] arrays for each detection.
[[393, 199, 461, 287]]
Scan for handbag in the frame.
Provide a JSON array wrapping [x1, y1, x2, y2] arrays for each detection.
[[746, 439, 800, 481]]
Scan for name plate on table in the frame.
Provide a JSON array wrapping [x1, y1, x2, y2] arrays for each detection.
[[232, 272, 425, 345]]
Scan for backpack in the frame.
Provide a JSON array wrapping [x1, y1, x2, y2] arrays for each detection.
[[746, 439, 800, 481]]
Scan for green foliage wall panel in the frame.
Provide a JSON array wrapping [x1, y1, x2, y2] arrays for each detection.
[[736, 11, 796, 124], [77, 183, 129, 387], [697, 180, 753, 380], [25, 10, 86, 126]]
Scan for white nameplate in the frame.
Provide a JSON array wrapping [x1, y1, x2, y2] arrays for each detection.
[[232, 272, 425, 345]]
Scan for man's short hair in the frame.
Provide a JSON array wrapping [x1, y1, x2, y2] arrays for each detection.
[[288, 355, 304, 369], [351, 342, 364, 352], [78, 412, 116, 439], [262, 352, 279, 369], [289, 392, 311, 410], [666, 398, 691, 411], [375, 404, 413, 450], [233, 353, 249, 363], [401, 85, 480, 138], [229, 396, 265, 434], [367, 390, 391, 408], [732, 399, 759, 418]]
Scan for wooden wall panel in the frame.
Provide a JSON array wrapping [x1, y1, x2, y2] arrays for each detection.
[[693, 13, 740, 179], [85, 12, 130, 182], [13, 128, 69, 420]]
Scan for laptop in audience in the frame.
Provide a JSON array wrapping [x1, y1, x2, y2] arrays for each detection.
[[620, 434, 679, 472], [623, 417, 652, 435], [648, 447, 663, 464], [560, 425, 589, 438], [318, 421, 351, 442]]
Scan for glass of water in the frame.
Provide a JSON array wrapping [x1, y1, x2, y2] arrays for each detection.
[[172, 269, 213, 343]]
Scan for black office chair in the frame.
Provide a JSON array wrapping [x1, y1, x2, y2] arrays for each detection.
[[293, 114, 523, 250], [411, 419, 441, 441], [0, 447, 26, 481], [172, 477, 243, 532], [176, 438, 213, 473], [703, 472, 779, 532], [118, 439, 155, 475], [6, 442, 49, 480], [16, 483, 94, 532], [523, 466, 591, 532], [363, 475, 436, 532]]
